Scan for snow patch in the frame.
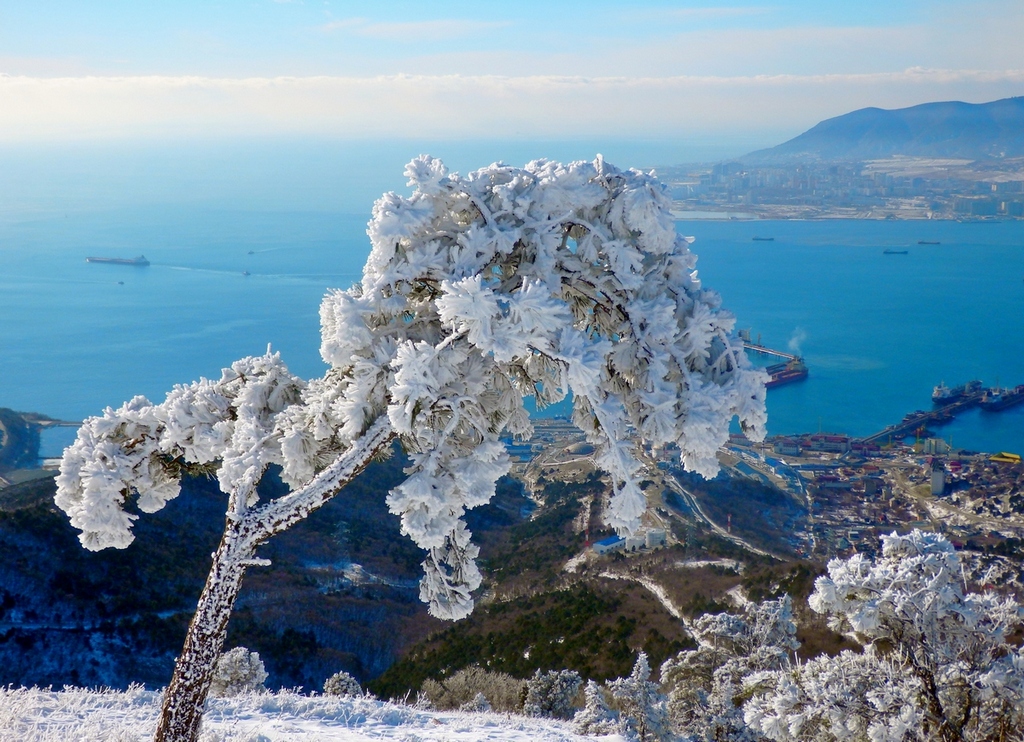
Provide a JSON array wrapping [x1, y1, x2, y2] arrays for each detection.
[[0, 686, 617, 741]]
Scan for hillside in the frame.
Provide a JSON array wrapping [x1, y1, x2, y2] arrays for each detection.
[[0, 431, 833, 699], [743, 97, 1024, 163], [0, 450, 445, 691]]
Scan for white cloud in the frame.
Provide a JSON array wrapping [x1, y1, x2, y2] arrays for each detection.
[[0, 69, 1021, 143]]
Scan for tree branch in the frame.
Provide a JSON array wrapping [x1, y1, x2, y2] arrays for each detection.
[[240, 415, 396, 549]]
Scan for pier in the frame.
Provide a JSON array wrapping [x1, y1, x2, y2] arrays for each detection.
[[859, 386, 990, 445], [742, 341, 798, 362], [739, 331, 808, 388]]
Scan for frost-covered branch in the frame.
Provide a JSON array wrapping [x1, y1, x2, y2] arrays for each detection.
[[746, 530, 1024, 742]]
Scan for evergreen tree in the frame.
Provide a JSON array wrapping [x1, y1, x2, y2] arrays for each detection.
[[523, 669, 583, 720], [607, 652, 671, 742]]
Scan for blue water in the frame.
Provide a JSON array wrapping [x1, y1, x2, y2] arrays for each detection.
[[2, 199, 1023, 458], [691, 220, 1024, 453]]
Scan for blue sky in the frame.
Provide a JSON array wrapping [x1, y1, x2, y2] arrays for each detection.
[[0, 1, 1022, 148]]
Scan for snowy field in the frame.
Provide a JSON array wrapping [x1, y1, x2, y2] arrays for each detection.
[[1, 686, 618, 741]]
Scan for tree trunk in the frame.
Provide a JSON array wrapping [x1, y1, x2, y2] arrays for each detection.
[[153, 416, 397, 742], [153, 522, 251, 742]]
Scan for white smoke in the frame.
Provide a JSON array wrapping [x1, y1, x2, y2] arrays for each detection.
[[788, 327, 807, 356]]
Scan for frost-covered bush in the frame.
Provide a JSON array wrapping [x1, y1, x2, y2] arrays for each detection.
[[573, 680, 620, 736], [208, 647, 268, 698], [460, 691, 492, 713], [606, 653, 671, 742], [745, 530, 1024, 742], [322, 670, 363, 697], [660, 596, 797, 741], [420, 665, 526, 712], [523, 668, 583, 720]]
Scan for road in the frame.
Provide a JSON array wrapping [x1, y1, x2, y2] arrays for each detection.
[[662, 471, 781, 560]]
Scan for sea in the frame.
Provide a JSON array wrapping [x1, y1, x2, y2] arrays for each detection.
[[1, 142, 1023, 460]]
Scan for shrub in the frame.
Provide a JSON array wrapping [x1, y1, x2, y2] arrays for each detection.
[[420, 665, 525, 712], [523, 668, 583, 720], [208, 647, 268, 698], [460, 692, 492, 712], [323, 670, 363, 697]]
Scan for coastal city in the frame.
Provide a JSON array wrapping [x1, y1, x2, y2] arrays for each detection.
[[658, 156, 1024, 220], [501, 368, 1024, 573]]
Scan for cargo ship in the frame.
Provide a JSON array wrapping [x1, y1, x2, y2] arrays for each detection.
[[765, 358, 808, 388], [979, 385, 1024, 411], [932, 379, 982, 404], [883, 249, 908, 254], [752, 236, 775, 242], [85, 255, 150, 266]]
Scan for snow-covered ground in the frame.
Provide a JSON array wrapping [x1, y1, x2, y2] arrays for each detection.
[[1, 686, 622, 741]]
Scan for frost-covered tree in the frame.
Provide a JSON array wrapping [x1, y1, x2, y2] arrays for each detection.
[[574, 679, 620, 736], [745, 530, 1024, 742], [607, 652, 672, 741], [460, 691, 493, 713], [660, 596, 798, 741], [523, 668, 584, 720], [55, 155, 767, 742], [207, 647, 267, 698]]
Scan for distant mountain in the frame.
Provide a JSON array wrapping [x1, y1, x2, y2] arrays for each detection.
[[743, 97, 1024, 163]]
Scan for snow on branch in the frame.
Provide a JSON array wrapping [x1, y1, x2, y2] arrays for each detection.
[[56, 352, 304, 550]]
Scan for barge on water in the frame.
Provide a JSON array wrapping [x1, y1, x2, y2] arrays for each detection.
[[85, 255, 150, 266]]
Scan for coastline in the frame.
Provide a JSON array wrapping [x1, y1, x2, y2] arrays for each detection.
[[0, 409, 78, 487], [672, 208, 1019, 221]]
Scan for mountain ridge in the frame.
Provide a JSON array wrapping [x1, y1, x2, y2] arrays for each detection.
[[743, 96, 1024, 163]]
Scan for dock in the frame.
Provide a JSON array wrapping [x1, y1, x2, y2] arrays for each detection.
[[858, 384, 999, 445], [740, 333, 808, 388], [742, 341, 798, 362]]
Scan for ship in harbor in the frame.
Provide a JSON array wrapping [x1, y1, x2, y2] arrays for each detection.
[[765, 358, 808, 388], [932, 379, 982, 404], [979, 384, 1024, 411], [738, 329, 809, 389], [85, 255, 150, 266]]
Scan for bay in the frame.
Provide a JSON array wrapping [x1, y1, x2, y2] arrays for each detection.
[[2, 199, 1022, 460], [691, 219, 1024, 453]]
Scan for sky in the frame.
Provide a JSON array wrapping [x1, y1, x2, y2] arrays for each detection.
[[1, 0, 1022, 154]]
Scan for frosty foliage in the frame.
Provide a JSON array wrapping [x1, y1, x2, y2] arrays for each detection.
[[660, 596, 798, 741], [606, 652, 672, 742], [56, 155, 766, 625], [572, 680, 620, 737], [56, 353, 304, 551], [322, 670, 363, 698], [460, 692, 493, 713], [523, 669, 584, 720], [745, 530, 1024, 742], [208, 647, 268, 698]]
